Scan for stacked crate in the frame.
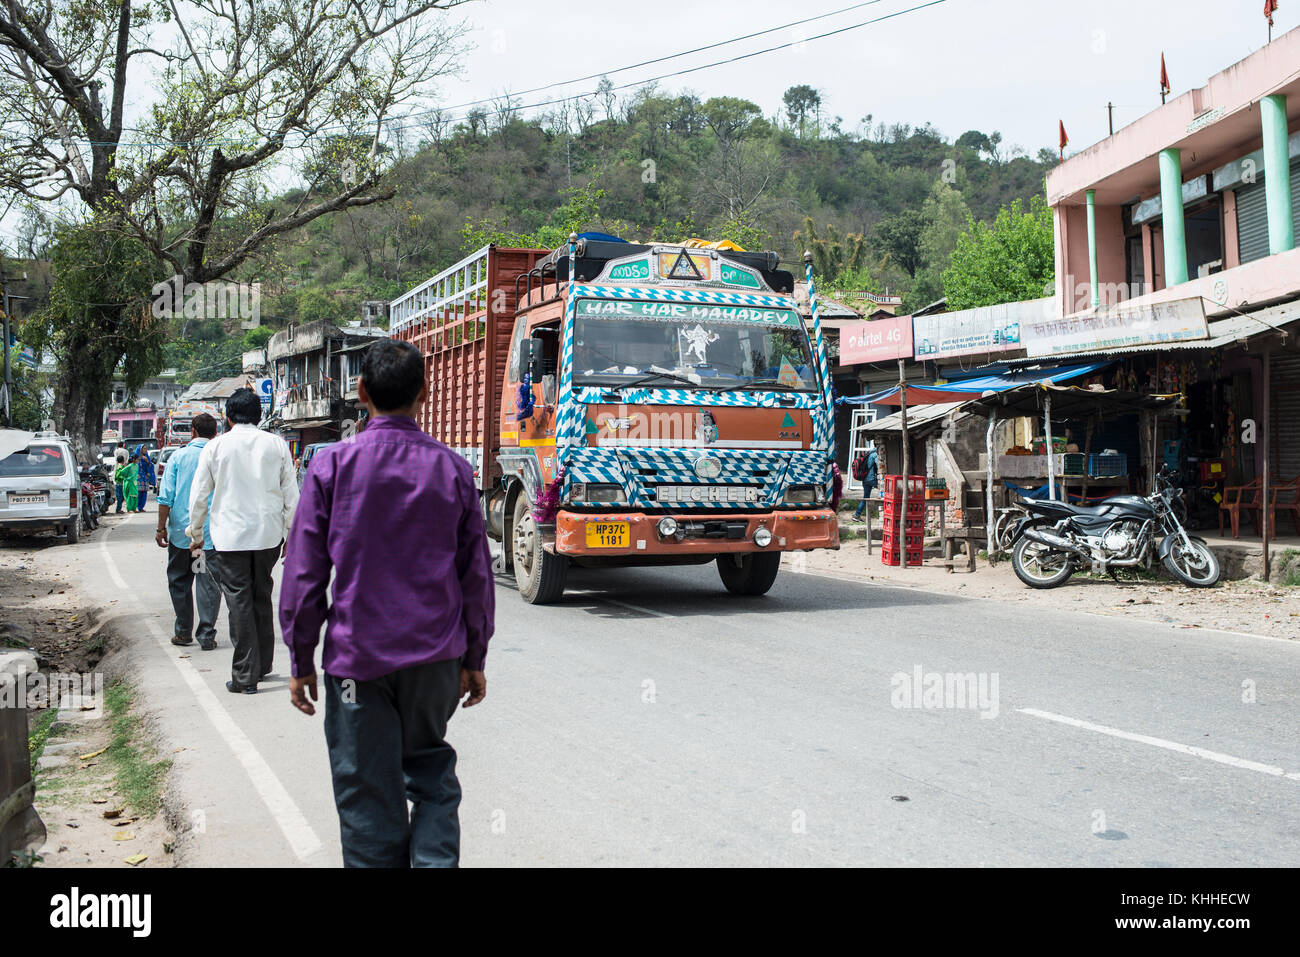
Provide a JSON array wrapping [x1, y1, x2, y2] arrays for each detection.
[[881, 474, 925, 566]]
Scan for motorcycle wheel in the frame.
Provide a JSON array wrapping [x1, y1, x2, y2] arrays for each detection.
[[1011, 535, 1074, 589], [1162, 536, 1220, 588]]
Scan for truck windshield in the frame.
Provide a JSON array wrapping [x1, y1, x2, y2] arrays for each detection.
[[572, 299, 818, 392]]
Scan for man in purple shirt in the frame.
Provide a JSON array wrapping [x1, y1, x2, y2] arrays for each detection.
[[279, 338, 494, 868]]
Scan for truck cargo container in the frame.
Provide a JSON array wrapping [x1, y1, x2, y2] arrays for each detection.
[[391, 236, 840, 604]]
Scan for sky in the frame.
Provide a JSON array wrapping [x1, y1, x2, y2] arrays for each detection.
[[433, 0, 1296, 153], [2, 0, 1296, 248]]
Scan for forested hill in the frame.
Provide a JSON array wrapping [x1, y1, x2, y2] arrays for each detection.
[[169, 87, 1056, 381]]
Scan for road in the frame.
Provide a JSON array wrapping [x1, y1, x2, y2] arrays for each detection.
[[26, 510, 1300, 867]]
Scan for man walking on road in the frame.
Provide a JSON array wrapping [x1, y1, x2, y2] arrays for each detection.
[[279, 338, 494, 868], [156, 413, 222, 650], [187, 388, 298, 695]]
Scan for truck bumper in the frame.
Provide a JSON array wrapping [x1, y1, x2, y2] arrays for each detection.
[[553, 509, 839, 558]]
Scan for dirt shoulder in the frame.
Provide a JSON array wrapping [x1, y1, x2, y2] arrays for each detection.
[[3, 521, 176, 868], [796, 537, 1300, 642]]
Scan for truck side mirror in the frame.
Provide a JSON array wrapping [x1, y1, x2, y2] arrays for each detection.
[[517, 337, 543, 381]]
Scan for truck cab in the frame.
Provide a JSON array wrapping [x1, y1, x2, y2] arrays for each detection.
[[493, 239, 839, 603]]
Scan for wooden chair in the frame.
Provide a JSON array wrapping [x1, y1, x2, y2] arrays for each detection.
[[1219, 478, 1262, 539], [1268, 476, 1300, 538]]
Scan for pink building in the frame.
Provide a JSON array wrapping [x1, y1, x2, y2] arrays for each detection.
[[1042, 26, 1300, 507]]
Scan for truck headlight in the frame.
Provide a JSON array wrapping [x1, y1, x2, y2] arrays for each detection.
[[753, 526, 773, 547], [568, 482, 587, 501], [783, 485, 821, 505], [586, 484, 626, 504], [657, 517, 678, 538]]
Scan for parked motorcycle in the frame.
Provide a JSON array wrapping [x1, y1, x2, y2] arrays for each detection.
[[1010, 467, 1220, 589], [79, 467, 100, 531]]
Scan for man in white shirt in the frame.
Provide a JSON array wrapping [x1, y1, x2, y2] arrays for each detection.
[[187, 387, 299, 694]]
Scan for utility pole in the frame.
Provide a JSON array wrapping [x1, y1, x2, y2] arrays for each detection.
[[1, 257, 12, 428], [1107, 102, 1114, 136]]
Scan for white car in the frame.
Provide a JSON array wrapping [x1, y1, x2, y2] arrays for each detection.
[[0, 430, 84, 544], [155, 445, 183, 484]]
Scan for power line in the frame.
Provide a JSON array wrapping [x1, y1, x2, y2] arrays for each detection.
[[382, 0, 951, 135], [405, 0, 890, 119], [20, 0, 948, 148]]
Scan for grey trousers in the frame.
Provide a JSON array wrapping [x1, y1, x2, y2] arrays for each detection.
[[324, 657, 463, 868], [166, 544, 221, 643], [211, 545, 280, 688]]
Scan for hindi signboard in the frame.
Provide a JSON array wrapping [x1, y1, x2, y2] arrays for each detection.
[[1021, 298, 1208, 358], [911, 298, 1054, 360], [839, 315, 913, 364]]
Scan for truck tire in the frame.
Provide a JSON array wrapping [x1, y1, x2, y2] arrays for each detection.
[[66, 516, 80, 545], [512, 495, 568, 604], [716, 552, 781, 596]]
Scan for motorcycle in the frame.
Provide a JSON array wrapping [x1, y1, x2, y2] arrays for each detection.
[[79, 467, 101, 531], [1009, 467, 1220, 589]]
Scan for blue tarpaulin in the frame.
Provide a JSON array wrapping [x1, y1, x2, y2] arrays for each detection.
[[837, 361, 1112, 407]]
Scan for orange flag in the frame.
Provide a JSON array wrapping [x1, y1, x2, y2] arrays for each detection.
[[1160, 53, 1170, 95]]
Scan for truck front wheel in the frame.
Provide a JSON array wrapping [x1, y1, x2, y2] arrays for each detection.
[[512, 496, 568, 604], [716, 552, 780, 596]]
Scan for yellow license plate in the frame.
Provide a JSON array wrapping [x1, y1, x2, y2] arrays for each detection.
[[586, 521, 629, 548]]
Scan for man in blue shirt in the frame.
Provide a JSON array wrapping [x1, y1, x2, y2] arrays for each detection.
[[155, 414, 222, 649]]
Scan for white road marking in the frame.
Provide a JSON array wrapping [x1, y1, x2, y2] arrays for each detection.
[[1018, 708, 1300, 782], [99, 526, 325, 861]]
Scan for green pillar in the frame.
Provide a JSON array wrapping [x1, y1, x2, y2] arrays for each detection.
[[1261, 94, 1295, 255], [1086, 189, 1100, 308], [1158, 148, 1189, 286]]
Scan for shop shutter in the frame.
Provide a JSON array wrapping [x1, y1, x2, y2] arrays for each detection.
[[1237, 179, 1270, 264], [1271, 353, 1300, 483], [1236, 158, 1300, 265]]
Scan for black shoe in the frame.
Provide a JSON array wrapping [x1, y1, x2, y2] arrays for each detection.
[[198, 639, 216, 651], [171, 635, 194, 646], [226, 680, 257, 695]]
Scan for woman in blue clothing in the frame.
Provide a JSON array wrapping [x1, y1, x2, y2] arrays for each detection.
[[135, 445, 156, 512]]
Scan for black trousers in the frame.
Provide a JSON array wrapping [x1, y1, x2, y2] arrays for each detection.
[[166, 544, 221, 643], [211, 545, 280, 687], [324, 657, 463, 868]]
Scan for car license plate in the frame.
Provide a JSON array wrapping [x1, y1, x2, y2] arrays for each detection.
[[585, 521, 629, 548], [9, 493, 47, 506]]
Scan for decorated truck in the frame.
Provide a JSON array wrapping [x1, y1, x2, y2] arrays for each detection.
[[390, 236, 840, 604]]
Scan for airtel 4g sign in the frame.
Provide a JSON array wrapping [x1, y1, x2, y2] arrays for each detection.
[[840, 314, 912, 364]]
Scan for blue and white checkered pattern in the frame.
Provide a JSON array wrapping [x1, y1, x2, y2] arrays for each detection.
[[564, 446, 830, 510], [571, 284, 794, 308], [573, 386, 822, 410], [804, 263, 835, 463], [556, 241, 581, 464]]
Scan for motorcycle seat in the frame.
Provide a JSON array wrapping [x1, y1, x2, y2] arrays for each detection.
[[1017, 497, 1111, 518]]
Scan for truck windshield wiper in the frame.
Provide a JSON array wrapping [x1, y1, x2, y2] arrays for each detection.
[[617, 370, 704, 390], [717, 377, 801, 392]]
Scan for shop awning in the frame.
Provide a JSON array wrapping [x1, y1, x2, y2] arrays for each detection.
[[963, 382, 1182, 418], [838, 361, 1112, 407], [853, 402, 967, 435]]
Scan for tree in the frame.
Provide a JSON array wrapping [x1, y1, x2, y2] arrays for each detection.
[[21, 225, 164, 454], [942, 195, 1056, 310], [955, 130, 992, 155], [918, 181, 972, 271], [0, 0, 469, 456], [782, 85, 821, 139], [794, 218, 869, 283], [871, 210, 927, 278]]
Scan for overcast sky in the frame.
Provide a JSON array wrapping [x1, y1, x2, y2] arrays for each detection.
[[438, 0, 1296, 154], [2, 0, 1295, 248]]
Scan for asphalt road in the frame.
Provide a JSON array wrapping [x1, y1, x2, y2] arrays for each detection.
[[25, 510, 1300, 866]]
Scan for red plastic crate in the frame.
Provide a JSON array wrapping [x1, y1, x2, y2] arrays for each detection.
[[882, 499, 925, 521], [882, 528, 923, 551], [881, 546, 924, 567], [882, 512, 925, 533], [882, 475, 925, 499]]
